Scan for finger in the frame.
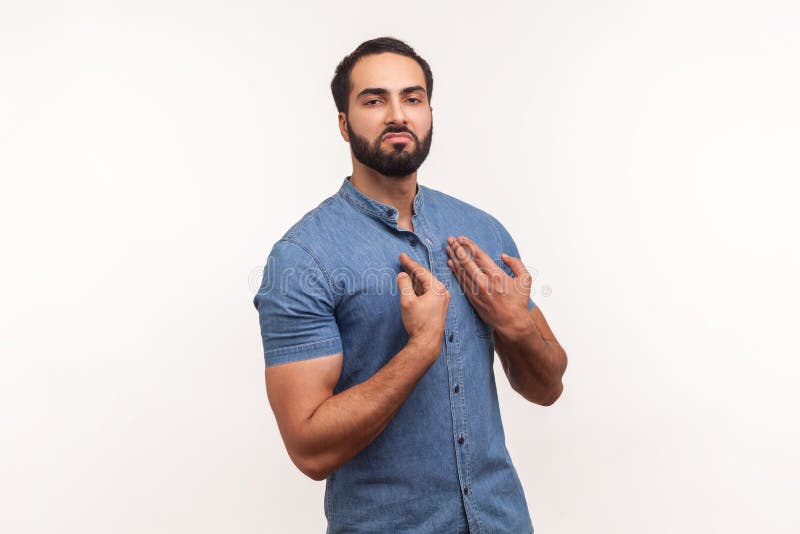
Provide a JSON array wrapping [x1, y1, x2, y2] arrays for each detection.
[[445, 244, 475, 288], [501, 253, 530, 279], [396, 271, 416, 301], [398, 252, 432, 292], [455, 236, 500, 274], [399, 253, 432, 292], [446, 236, 486, 285], [448, 257, 480, 298]]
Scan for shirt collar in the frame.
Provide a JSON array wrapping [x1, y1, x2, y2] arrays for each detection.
[[338, 175, 425, 223]]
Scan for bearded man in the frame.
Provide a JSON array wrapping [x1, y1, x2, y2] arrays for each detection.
[[253, 36, 567, 534]]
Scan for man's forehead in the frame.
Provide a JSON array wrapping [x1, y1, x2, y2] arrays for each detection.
[[350, 53, 427, 96]]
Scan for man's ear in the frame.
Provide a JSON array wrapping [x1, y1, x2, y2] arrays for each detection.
[[338, 112, 350, 142]]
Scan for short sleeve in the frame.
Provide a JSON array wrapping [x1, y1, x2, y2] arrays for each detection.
[[489, 215, 536, 311], [252, 239, 343, 367]]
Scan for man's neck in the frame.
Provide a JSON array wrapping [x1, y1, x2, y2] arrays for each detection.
[[349, 168, 418, 219]]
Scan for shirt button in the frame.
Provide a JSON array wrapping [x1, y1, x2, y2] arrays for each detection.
[[458, 435, 465, 445], [409, 238, 417, 246], [449, 333, 454, 342], [386, 209, 394, 217], [463, 487, 469, 496], [453, 384, 460, 393]]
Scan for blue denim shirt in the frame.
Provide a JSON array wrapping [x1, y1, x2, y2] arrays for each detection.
[[253, 176, 536, 533]]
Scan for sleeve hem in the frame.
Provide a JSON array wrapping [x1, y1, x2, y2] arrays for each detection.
[[264, 336, 343, 367]]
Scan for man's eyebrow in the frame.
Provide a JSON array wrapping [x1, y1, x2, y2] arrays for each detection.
[[356, 85, 427, 99]]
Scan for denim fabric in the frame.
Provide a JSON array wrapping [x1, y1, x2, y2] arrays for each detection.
[[253, 176, 536, 533]]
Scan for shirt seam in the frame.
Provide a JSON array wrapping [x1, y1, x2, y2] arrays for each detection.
[[487, 214, 517, 277], [279, 237, 342, 308], [487, 214, 504, 256]]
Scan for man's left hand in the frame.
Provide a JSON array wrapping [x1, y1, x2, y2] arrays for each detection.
[[445, 235, 532, 335]]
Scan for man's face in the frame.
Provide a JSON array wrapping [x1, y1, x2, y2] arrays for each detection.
[[342, 53, 433, 177]]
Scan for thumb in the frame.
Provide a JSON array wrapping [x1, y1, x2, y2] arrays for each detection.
[[501, 253, 530, 280], [397, 271, 416, 301]]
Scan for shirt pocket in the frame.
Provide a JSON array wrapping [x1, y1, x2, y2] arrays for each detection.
[[469, 305, 492, 337], [472, 307, 493, 338]]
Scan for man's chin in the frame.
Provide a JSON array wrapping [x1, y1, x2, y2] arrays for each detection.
[[369, 162, 419, 177], [381, 146, 413, 156]]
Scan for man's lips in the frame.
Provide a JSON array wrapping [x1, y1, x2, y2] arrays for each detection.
[[383, 133, 413, 143]]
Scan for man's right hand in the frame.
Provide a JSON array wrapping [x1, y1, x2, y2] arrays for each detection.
[[396, 252, 450, 358]]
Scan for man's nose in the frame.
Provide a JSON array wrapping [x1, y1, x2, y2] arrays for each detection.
[[386, 96, 408, 125]]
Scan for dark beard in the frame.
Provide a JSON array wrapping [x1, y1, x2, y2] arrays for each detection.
[[346, 120, 433, 177]]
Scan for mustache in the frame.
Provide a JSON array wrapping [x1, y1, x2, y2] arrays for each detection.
[[382, 127, 416, 139]]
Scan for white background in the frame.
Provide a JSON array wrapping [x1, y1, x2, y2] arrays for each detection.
[[2, 1, 798, 532]]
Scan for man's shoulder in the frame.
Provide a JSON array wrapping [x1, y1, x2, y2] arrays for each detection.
[[261, 193, 348, 275], [277, 192, 347, 245], [420, 183, 498, 225]]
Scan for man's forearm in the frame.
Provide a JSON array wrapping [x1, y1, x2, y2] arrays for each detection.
[[298, 338, 440, 480], [494, 314, 567, 405]]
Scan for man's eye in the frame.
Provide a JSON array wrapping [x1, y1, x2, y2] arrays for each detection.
[[365, 99, 381, 105], [407, 98, 421, 103]]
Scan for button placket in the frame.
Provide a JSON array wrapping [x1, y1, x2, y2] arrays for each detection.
[[452, 327, 475, 511], [450, 333, 472, 506], [444, 313, 470, 509]]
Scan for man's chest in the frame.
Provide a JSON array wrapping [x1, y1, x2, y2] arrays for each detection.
[[325, 215, 503, 344]]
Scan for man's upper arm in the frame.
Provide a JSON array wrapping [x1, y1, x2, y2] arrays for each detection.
[[265, 352, 343, 471], [253, 238, 346, 469]]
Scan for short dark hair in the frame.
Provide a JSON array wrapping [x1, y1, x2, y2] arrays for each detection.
[[331, 37, 434, 115]]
